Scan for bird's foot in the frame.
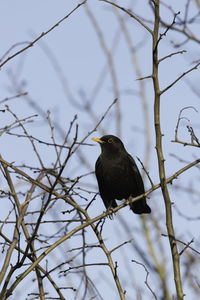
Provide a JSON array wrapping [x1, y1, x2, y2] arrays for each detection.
[[106, 207, 115, 219]]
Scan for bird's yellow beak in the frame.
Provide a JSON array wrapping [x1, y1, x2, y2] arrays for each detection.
[[92, 137, 104, 144]]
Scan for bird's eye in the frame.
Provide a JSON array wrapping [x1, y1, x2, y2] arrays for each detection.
[[108, 138, 113, 143]]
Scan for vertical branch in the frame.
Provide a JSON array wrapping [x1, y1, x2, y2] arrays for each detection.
[[0, 161, 46, 300], [92, 226, 125, 300], [152, 1, 184, 299]]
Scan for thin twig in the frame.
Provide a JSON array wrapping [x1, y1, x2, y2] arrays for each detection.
[[0, 1, 87, 69], [132, 260, 157, 299], [160, 61, 200, 95], [158, 50, 186, 64], [1, 156, 200, 298], [137, 156, 155, 188], [162, 234, 200, 256], [100, 0, 153, 35]]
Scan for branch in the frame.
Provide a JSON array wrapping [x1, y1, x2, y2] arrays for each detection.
[[0, 1, 87, 69], [158, 50, 186, 64], [0, 92, 28, 104], [2, 156, 200, 298], [100, 0, 153, 35], [172, 106, 199, 147], [161, 234, 200, 256], [132, 260, 157, 299], [152, 1, 184, 299], [0, 230, 65, 299], [156, 11, 180, 46], [160, 61, 200, 95], [137, 156, 155, 188], [136, 75, 152, 81]]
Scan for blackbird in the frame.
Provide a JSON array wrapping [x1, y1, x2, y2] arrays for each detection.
[[92, 135, 151, 214]]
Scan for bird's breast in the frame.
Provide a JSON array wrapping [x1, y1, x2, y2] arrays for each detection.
[[97, 155, 132, 199]]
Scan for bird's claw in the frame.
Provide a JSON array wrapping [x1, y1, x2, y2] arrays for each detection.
[[107, 207, 115, 219]]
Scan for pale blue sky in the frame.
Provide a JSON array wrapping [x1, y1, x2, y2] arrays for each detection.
[[0, 1, 200, 299]]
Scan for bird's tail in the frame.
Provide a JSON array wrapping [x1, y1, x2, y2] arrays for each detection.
[[130, 197, 151, 214]]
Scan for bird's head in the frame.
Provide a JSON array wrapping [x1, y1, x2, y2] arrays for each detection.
[[92, 135, 126, 155]]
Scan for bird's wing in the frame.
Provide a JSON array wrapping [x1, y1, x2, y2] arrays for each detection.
[[127, 153, 145, 196], [95, 157, 103, 189], [127, 153, 151, 214], [95, 157, 118, 209]]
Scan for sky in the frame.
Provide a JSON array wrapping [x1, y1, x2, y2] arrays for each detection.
[[0, 0, 200, 299]]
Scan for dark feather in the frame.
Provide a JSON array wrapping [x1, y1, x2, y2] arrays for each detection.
[[93, 135, 151, 215]]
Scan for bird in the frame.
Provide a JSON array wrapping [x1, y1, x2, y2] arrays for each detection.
[[92, 135, 151, 215]]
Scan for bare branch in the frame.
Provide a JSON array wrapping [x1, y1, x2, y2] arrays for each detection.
[[100, 0, 153, 35], [160, 61, 200, 95], [172, 106, 199, 148], [132, 260, 157, 299], [162, 234, 200, 256], [0, 1, 87, 69], [158, 50, 187, 64]]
